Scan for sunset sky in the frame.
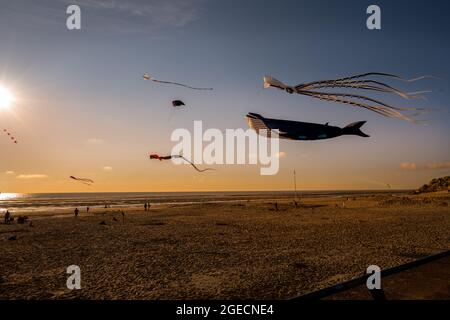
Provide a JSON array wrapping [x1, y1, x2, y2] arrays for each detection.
[[0, 0, 449, 193]]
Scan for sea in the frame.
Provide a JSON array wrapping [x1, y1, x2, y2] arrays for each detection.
[[0, 190, 407, 215]]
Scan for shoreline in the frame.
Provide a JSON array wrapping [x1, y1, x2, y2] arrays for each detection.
[[1, 190, 412, 216]]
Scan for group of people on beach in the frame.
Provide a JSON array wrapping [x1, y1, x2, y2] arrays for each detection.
[[72, 202, 151, 218], [3, 210, 30, 225]]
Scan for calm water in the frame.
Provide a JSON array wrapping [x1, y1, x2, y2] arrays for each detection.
[[0, 190, 406, 214]]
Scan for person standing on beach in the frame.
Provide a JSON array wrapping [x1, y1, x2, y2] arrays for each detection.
[[144, 203, 148, 211], [87, 206, 90, 213], [74, 208, 79, 217], [4, 210, 11, 224]]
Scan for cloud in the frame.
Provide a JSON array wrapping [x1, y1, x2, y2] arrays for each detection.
[[102, 166, 113, 170], [424, 161, 450, 170], [1, 1, 205, 33], [59, 0, 205, 32], [5, 171, 15, 175], [400, 161, 450, 171], [276, 152, 287, 159], [400, 162, 417, 170], [16, 174, 48, 179], [87, 138, 105, 144]]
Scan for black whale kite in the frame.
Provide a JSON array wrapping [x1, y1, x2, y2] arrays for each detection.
[[246, 113, 369, 141]]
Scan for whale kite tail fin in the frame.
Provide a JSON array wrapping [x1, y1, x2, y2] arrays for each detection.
[[343, 121, 370, 137]]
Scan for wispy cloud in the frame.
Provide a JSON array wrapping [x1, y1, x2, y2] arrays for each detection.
[[60, 0, 205, 32], [1, 0, 205, 33], [5, 171, 15, 175], [87, 138, 105, 144], [276, 151, 287, 159], [400, 161, 450, 171], [400, 162, 417, 170], [16, 174, 48, 179], [102, 166, 112, 170], [424, 162, 450, 170]]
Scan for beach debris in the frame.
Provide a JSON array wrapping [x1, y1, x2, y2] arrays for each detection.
[[246, 113, 369, 140], [17, 216, 28, 224], [172, 100, 185, 107], [99, 220, 107, 225], [149, 153, 215, 173], [143, 73, 213, 90], [7, 235, 17, 241], [2, 129, 18, 144], [263, 73, 437, 122], [113, 217, 118, 222], [70, 176, 94, 186]]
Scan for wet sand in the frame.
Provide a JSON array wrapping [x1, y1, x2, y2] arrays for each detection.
[[0, 192, 449, 299]]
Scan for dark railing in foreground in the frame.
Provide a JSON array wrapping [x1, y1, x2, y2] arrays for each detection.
[[292, 249, 450, 300]]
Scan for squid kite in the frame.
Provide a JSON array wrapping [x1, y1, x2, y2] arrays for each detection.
[[149, 154, 215, 173], [70, 176, 94, 186], [263, 72, 436, 122], [2, 129, 18, 144], [143, 73, 213, 91]]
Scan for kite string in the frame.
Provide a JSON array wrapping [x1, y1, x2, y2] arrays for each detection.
[[152, 79, 213, 90]]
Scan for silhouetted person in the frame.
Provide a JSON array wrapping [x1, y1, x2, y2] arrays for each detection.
[[144, 203, 148, 211], [74, 208, 79, 218], [87, 206, 90, 213], [4, 210, 11, 224], [274, 202, 279, 211], [121, 211, 125, 223], [147, 203, 151, 210]]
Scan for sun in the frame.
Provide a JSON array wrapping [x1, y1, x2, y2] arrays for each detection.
[[0, 86, 14, 110]]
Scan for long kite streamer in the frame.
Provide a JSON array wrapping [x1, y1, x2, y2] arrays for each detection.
[[263, 72, 437, 122], [149, 154, 215, 173], [70, 176, 94, 186], [143, 73, 213, 91]]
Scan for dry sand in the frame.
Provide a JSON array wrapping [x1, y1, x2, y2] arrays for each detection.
[[0, 192, 449, 299]]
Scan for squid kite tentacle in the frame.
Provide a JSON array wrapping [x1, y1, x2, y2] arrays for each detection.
[[299, 90, 421, 112], [297, 72, 437, 89], [301, 80, 428, 100], [304, 92, 419, 119], [300, 91, 415, 122]]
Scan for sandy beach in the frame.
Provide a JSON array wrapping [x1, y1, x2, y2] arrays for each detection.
[[0, 191, 449, 299]]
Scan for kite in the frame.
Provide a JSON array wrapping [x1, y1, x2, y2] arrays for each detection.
[[263, 72, 437, 122], [149, 154, 215, 173], [246, 113, 369, 140], [143, 73, 213, 91], [172, 100, 186, 107], [2, 129, 18, 144], [70, 176, 94, 186]]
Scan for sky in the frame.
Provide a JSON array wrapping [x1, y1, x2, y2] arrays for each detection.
[[0, 0, 449, 193]]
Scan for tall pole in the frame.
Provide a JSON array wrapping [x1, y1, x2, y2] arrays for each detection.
[[293, 169, 298, 203]]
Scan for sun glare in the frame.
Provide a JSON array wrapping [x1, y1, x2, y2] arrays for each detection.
[[0, 86, 14, 110]]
